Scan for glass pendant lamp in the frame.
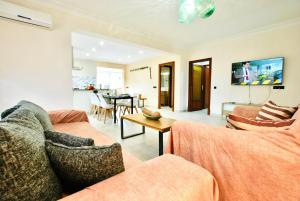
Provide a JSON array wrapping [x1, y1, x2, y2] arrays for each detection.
[[178, 0, 197, 24], [178, 0, 215, 23], [195, 0, 215, 19]]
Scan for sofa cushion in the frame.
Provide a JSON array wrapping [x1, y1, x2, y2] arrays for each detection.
[[0, 109, 62, 201], [45, 130, 94, 147], [18, 100, 53, 131], [45, 141, 125, 193], [227, 114, 295, 132], [256, 101, 298, 121], [0, 105, 21, 119], [292, 106, 300, 121], [52, 121, 142, 170]]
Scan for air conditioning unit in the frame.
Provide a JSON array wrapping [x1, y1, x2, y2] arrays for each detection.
[[0, 0, 52, 28]]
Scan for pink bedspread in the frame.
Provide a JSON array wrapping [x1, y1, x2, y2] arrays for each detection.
[[59, 154, 219, 201], [166, 121, 300, 201]]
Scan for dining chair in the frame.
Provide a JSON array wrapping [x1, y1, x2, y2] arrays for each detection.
[[122, 94, 139, 115], [89, 92, 102, 117], [98, 93, 114, 123]]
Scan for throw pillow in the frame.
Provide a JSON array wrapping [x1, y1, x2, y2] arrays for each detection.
[[0, 109, 62, 201], [256, 101, 298, 121], [17, 100, 53, 131], [227, 114, 295, 132], [44, 130, 95, 147], [45, 141, 125, 193], [0, 105, 21, 119]]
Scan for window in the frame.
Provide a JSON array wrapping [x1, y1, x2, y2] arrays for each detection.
[[97, 67, 124, 90]]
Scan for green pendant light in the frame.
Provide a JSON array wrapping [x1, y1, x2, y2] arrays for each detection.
[[179, 0, 215, 24]]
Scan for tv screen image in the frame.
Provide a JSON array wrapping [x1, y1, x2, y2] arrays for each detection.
[[231, 57, 284, 85]]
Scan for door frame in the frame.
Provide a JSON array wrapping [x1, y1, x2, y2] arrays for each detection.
[[158, 61, 175, 112], [188, 58, 212, 115]]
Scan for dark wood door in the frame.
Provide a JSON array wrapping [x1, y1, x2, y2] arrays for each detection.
[[158, 62, 175, 111], [190, 65, 205, 110], [188, 58, 212, 113], [204, 66, 211, 109]]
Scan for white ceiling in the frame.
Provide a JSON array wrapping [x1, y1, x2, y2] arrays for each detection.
[[41, 0, 300, 49], [72, 32, 164, 64]]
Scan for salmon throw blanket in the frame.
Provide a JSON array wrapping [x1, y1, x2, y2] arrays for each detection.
[[166, 121, 300, 201]]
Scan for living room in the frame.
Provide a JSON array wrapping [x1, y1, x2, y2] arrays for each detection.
[[0, 0, 300, 201]]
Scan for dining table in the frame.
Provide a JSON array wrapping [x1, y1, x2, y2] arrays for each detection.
[[103, 94, 134, 124]]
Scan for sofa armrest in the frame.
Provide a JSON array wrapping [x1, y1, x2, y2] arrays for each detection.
[[59, 154, 219, 201], [48, 110, 89, 125], [232, 105, 261, 118]]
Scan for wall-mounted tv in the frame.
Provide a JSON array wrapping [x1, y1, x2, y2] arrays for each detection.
[[231, 57, 284, 85]]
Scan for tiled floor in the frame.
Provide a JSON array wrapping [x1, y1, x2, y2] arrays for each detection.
[[89, 108, 226, 161]]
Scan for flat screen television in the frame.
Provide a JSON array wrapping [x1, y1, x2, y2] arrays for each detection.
[[231, 57, 284, 85]]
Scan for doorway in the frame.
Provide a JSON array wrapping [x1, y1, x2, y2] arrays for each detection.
[[158, 61, 175, 112], [188, 58, 212, 115]]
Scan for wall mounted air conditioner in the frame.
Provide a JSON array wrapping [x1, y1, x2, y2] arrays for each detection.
[[0, 0, 52, 28]]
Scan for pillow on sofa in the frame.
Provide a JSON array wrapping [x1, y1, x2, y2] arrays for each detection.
[[45, 141, 125, 192], [0, 105, 21, 119], [0, 109, 62, 201], [227, 114, 295, 132], [256, 101, 298, 121], [18, 100, 53, 131], [45, 130, 95, 147], [292, 105, 300, 120]]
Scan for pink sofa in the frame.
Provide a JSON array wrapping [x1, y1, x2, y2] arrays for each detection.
[[48, 110, 219, 201], [167, 105, 300, 201]]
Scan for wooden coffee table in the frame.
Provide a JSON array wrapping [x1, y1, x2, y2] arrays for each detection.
[[121, 113, 176, 156]]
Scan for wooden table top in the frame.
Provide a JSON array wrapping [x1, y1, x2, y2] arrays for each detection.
[[121, 113, 176, 133]]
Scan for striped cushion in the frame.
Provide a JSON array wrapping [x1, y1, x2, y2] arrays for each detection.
[[227, 114, 295, 132], [256, 101, 298, 121]]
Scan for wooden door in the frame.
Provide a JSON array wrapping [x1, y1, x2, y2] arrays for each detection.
[[190, 65, 204, 110], [188, 58, 212, 114], [204, 66, 211, 109], [158, 62, 175, 111]]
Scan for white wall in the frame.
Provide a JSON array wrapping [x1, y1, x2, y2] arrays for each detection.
[[1, 0, 299, 115], [0, 0, 175, 113], [125, 53, 187, 111], [73, 59, 97, 77], [188, 22, 300, 114], [0, 18, 73, 112]]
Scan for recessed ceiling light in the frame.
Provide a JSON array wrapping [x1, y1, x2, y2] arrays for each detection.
[[92, 48, 96, 52], [86, 53, 90, 57], [139, 50, 144, 54], [99, 41, 104, 46], [127, 55, 131, 58]]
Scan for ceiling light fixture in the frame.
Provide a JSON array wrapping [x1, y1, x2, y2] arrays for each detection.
[[92, 48, 96, 52], [99, 41, 104, 46], [127, 55, 131, 58], [178, 0, 215, 24], [139, 50, 144, 54], [86, 53, 90, 57]]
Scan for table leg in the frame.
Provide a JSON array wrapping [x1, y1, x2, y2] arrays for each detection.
[[114, 99, 117, 124], [131, 97, 134, 114], [159, 132, 163, 156], [121, 118, 145, 139], [121, 117, 124, 138]]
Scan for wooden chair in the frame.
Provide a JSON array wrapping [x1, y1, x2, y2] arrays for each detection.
[[89, 92, 102, 117], [98, 93, 114, 123], [121, 95, 139, 115]]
